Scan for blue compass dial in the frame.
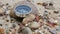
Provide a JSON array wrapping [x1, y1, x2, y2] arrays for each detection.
[[15, 5, 31, 14]]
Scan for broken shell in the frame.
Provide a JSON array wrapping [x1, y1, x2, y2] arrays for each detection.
[[22, 27, 32, 34], [29, 22, 40, 29]]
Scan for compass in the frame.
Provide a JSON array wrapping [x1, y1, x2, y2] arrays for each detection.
[[13, 1, 38, 17], [15, 5, 31, 14]]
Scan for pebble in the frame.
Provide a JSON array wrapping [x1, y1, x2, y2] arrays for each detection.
[[35, 15, 40, 22], [53, 11, 59, 14], [49, 29, 57, 34], [28, 14, 36, 20], [0, 27, 5, 34], [56, 26, 60, 31], [29, 22, 40, 29], [42, 2, 48, 6], [22, 27, 32, 34], [0, 8, 5, 14], [22, 14, 36, 24]]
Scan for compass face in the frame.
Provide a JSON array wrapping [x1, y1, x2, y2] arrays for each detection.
[[15, 5, 32, 14]]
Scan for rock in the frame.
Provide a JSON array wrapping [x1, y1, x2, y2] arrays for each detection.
[[49, 28, 57, 34], [22, 27, 32, 34], [57, 31, 60, 34], [22, 18, 31, 24], [56, 26, 60, 31], [0, 27, 5, 34], [35, 15, 40, 22], [22, 14, 36, 24], [30, 22, 40, 29], [0, 8, 4, 14], [12, 29, 16, 34], [27, 14, 36, 20]]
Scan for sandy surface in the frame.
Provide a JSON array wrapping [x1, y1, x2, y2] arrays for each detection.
[[0, 0, 60, 34]]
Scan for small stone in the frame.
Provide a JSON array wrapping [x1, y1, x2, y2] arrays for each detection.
[[53, 11, 59, 14], [22, 14, 36, 24], [22, 18, 31, 24], [0, 27, 5, 34], [0, 8, 4, 14], [42, 3, 48, 6], [56, 26, 60, 31], [35, 15, 40, 22], [22, 27, 32, 34], [0, 24, 2, 26], [49, 28, 57, 34], [37, 2, 43, 5], [28, 14, 36, 20], [49, 3, 53, 6], [30, 22, 40, 29]]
